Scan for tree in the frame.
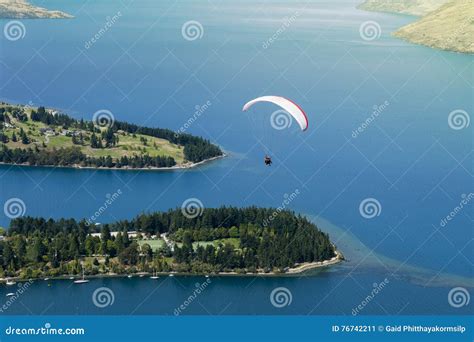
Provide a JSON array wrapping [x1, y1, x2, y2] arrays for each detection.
[[19, 128, 29, 144], [118, 243, 139, 265], [90, 133, 100, 148], [141, 243, 153, 261], [229, 226, 239, 238]]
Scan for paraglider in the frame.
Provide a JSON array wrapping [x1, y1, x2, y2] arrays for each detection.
[[242, 96, 308, 131], [242, 96, 308, 165], [264, 155, 272, 166]]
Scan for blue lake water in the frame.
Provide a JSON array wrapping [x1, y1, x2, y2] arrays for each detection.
[[0, 0, 472, 315]]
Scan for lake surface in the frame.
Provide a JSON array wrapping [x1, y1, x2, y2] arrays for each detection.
[[0, 0, 472, 315]]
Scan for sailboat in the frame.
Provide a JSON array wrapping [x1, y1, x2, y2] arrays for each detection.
[[73, 267, 89, 284], [150, 269, 159, 279]]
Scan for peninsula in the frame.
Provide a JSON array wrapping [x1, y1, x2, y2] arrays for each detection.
[[393, 0, 473, 54], [0, 103, 223, 170], [0, 207, 342, 280], [357, 0, 449, 16], [358, 0, 473, 54], [0, 0, 72, 19]]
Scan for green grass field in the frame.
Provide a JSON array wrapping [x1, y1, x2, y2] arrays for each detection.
[[137, 239, 166, 251], [1, 104, 185, 164]]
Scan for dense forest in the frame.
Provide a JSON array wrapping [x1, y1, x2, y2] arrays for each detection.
[[0, 105, 222, 168], [0, 145, 177, 168], [0, 207, 336, 278]]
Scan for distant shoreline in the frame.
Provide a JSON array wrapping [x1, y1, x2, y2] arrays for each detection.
[[0, 250, 344, 283], [0, 153, 226, 172], [357, 0, 472, 54], [0, 0, 73, 19]]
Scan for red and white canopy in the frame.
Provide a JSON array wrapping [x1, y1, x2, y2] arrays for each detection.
[[242, 96, 308, 131]]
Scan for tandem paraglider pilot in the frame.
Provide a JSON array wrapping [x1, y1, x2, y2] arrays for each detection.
[[264, 155, 272, 166]]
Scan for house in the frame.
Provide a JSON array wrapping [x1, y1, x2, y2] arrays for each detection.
[[90, 231, 138, 239], [39, 127, 55, 135], [63, 130, 80, 137]]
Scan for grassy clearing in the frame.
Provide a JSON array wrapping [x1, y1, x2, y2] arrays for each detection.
[[137, 239, 166, 251], [1, 104, 185, 164]]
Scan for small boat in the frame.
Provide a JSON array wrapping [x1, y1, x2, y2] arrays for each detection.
[[150, 270, 159, 279], [44, 278, 50, 281], [6, 293, 15, 297], [5, 279, 16, 286], [73, 268, 89, 284], [168, 274, 174, 277], [74, 279, 89, 284], [127, 275, 133, 278], [69, 276, 74, 280], [205, 275, 209, 278]]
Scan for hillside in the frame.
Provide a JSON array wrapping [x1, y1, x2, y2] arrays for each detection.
[[0, 103, 223, 169], [357, 0, 449, 16], [394, 0, 474, 53], [0, 0, 72, 19]]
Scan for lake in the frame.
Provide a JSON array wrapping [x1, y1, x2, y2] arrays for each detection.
[[0, 0, 472, 315]]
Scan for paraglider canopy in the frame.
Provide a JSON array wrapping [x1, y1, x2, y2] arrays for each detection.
[[242, 96, 308, 131]]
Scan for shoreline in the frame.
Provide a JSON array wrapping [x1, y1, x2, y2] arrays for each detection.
[[286, 250, 344, 274], [0, 250, 344, 283], [0, 0, 73, 19], [0, 153, 226, 172]]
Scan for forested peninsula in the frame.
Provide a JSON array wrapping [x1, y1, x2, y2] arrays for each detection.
[[0, 207, 342, 280], [0, 103, 223, 169]]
